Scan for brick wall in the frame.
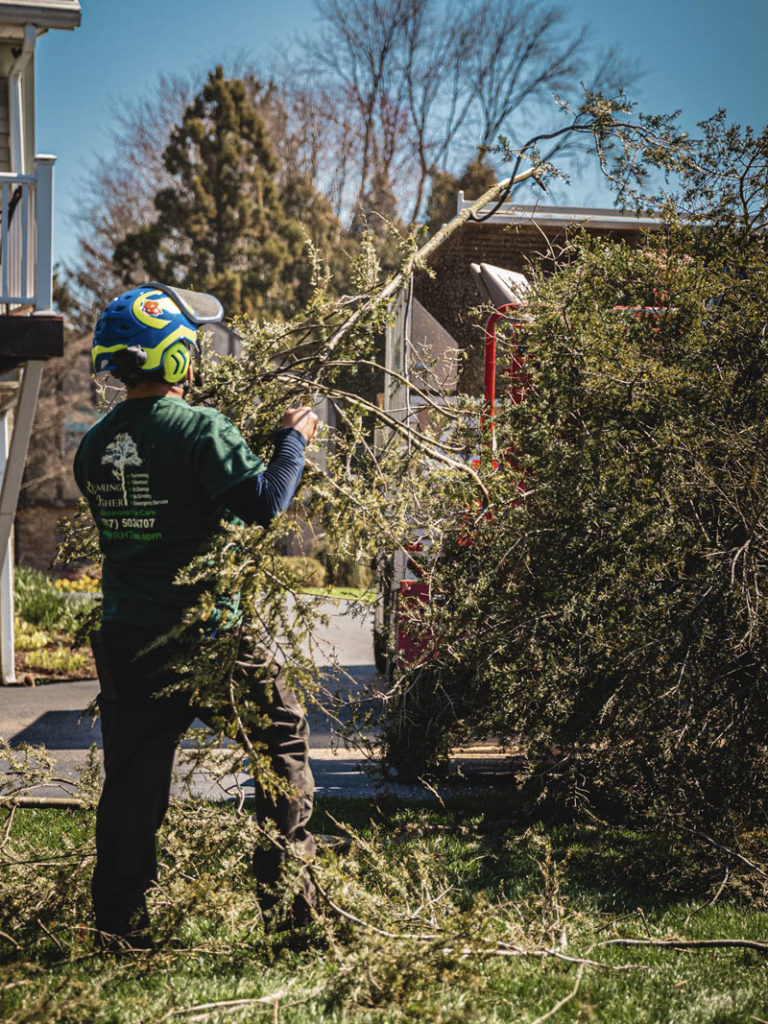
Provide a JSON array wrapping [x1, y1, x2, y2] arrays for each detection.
[[414, 221, 648, 394]]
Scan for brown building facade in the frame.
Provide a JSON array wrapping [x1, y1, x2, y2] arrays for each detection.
[[410, 202, 662, 395]]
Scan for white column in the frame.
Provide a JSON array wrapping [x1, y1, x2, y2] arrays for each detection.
[[8, 25, 35, 175], [0, 156, 57, 682], [0, 360, 43, 556], [0, 412, 16, 683], [34, 156, 55, 311]]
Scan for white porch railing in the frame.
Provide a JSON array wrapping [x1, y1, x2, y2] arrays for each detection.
[[0, 155, 55, 311], [0, 156, 56, 683]]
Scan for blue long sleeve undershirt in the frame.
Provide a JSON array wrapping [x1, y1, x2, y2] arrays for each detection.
[[219, 427, 307, 528]]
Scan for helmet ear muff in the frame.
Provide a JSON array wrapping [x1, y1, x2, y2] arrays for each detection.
[[161, 340, 192, 384], [108, 345, 148, 386]]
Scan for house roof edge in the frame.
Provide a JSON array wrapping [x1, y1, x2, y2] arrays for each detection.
[[0, 1, 81, 32], [456, 195, 664, 230]]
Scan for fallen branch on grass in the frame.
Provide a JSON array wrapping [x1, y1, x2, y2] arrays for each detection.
[[679, 826, 768, 879], [0, 928, 21, 951], [158, 991, 288, 1023], [2, 796, 88, 809], [683, 862, 730, 927], [529, 963, 585, 1024], [0, 804, 15, 849], [320, 885, 636, 970], [599, 937, 768, 955]]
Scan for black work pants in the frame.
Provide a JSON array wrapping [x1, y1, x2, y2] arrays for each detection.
[[90, 625, 315, 938]]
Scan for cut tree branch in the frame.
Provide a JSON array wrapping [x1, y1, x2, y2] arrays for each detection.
[[599, 937, 768, 954], [318, 165, 541, 365]]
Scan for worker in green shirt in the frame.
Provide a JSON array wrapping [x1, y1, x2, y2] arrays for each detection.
[[75, 284, 318, 948]]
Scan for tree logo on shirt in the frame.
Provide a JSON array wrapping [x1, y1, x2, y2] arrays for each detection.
[[102, 432, 142, 505]]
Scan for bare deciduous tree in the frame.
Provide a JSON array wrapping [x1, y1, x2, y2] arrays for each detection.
[[399, 0, 474, 222], [301, 0, 638, 226], [66, 74, 196, 329], [64, 3, 637, 322], [306, 0, 414, 212]]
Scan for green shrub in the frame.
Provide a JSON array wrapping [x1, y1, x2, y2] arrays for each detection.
[[347, 560, 373, 589], [382, 120, 768, 834], [14, 566, 95, 636], [309, 539, 373, 588], [274, 555, 327, 588], [15, 566, 75, 631], [23, 647, 89, 674], [14, 619, 50, 652]]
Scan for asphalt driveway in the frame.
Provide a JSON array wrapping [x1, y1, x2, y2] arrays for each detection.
[[1, 598, 397, 800]]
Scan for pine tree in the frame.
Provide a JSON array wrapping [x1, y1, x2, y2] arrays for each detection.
[[424, 156, 498, 234], [114, 67, 306, 319], [279, 171, 353, 308]]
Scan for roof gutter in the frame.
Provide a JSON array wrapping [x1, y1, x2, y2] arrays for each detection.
[[0, 2, 81, 32], [8, 22, 35, 173], [456, 194, 664, 230]]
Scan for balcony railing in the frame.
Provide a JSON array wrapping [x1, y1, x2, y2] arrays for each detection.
[[0, 156, 55, 312]]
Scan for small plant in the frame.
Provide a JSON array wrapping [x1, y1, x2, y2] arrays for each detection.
[[22, 647, 89, 674], [53, 573, 101, 594], [14, 566, 96, 637], [15, 566, 78, 631], [273, 554, 327, 588], [13, 618, 50, 652]]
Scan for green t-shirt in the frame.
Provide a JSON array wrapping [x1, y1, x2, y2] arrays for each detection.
[[74, 396, 264, 631]]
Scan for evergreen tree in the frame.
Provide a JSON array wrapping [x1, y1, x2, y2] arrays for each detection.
[[349, 167, 400, 239], [424, 156, 498, 233], [347, 166, 403, 274], [114, 67, 308, 319], [279, 171, 353, 307]]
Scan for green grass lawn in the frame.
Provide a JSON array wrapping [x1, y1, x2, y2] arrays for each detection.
[[2, 793, 767, 1023]]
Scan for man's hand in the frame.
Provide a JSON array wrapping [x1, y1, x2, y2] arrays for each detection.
[[283, 407, 319, 445]]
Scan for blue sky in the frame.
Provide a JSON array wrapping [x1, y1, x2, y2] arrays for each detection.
[[34, 0, 768, 268]]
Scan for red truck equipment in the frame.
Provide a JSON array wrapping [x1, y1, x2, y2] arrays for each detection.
[[374, 263, 530, 675]]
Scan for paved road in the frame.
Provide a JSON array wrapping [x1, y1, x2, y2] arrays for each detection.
[[0, 599, 431, 800]]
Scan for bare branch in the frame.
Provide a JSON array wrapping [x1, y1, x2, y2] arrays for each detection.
[[599, 937, 768, 955]]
